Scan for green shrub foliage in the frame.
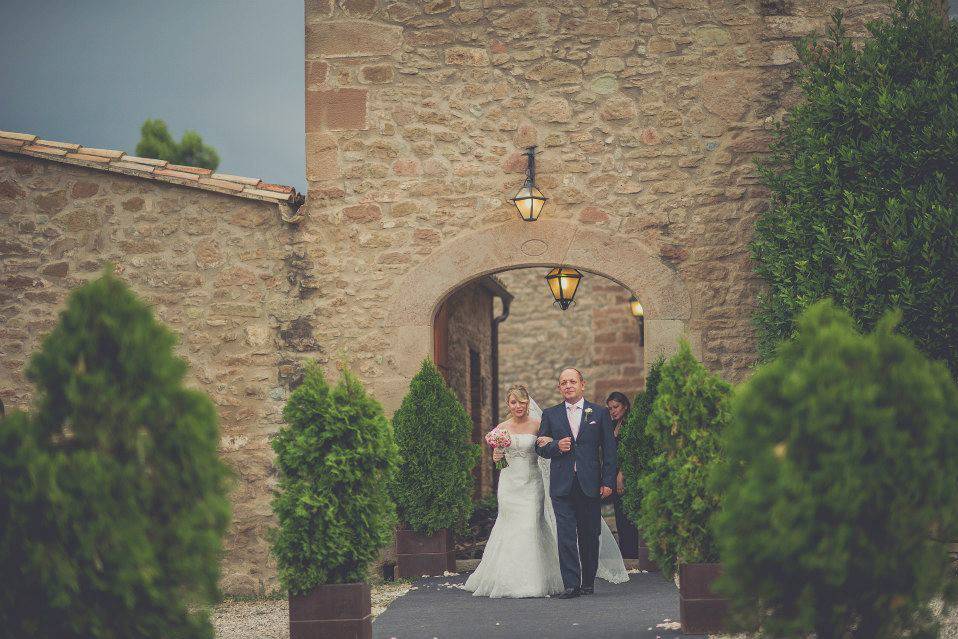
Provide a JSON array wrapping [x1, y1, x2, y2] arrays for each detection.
[[0, 272, 231, 639], [270, 364, 398, 593], [618, 357, 665, 525], [752, 1, 958, 373], [712, 300, 958, 639], [637, 342, 731, 576], [390, 359, 480, 535]]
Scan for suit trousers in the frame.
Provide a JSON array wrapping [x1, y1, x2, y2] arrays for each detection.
[[551, 472, 601, 590]]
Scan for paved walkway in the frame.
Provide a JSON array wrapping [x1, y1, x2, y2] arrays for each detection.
[[373, 572, 704, 639]]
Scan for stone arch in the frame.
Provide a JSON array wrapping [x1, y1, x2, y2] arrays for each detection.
[[373, 219, 695, 412]]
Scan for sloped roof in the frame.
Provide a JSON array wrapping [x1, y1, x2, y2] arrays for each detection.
[[0, 130, 303, 209]]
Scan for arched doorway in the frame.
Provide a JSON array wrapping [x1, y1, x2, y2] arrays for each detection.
[[373, 219, 695, 414]]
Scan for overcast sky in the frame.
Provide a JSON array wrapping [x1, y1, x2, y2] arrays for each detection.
[[1, 1, 956, 195], [0, 0, 305, 191]]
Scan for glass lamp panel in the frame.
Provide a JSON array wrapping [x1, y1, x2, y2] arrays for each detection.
[[630, 298, 644, 317], [546, 268, 562, 299], [560, 269, 581, 300]]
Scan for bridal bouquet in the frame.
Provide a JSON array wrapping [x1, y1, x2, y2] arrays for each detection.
[[485, 427, 512, 470]]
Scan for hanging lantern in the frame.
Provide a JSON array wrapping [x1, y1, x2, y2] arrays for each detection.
[[511, 146, 547, 221], [545, 267, 582, 310], [629, 295, 645, 347]]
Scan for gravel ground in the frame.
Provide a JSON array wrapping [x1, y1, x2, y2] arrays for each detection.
[[211, 580, 413, 639]]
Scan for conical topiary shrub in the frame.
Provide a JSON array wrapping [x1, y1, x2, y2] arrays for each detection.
[[0, 272, 231, 639], [390, 359, 480, 535], [618, 356, 665, 526], [712, 300, 958, 639], [270, 363, 398, 592], [637, 341, 731, 577]]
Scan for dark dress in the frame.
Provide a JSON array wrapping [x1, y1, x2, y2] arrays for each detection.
[[611, 421, 639, 559]]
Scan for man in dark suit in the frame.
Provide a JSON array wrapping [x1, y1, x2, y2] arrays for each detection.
[[535, 368, 617, 598]]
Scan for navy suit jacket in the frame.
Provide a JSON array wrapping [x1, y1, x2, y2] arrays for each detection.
[[535, 399, 617, 499]]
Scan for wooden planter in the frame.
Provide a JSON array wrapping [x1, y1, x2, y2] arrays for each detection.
[[679, 562, 729, 635], [289, 582, 371, 639], [395, 526, 456, 578], [637, 532, 659, 572]]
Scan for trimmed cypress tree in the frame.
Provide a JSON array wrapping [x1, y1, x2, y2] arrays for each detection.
[[0, 272, 231, 639], [390, 359, 480, 535], [638, 342, 731, 576], [752, 1, 958, 373], [618, 356, 665, 525], [712, 300, 958, 639], [270, 364, 398, 592]]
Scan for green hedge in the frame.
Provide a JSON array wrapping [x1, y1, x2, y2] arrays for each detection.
[[270, 364, 398, 592], [0, 273, 231, 639], [389, 360, 480, 535], [752, 0, 958, 374], [712, 300, 958, 638], [618, 357, 665, 525], [637, 342, 731, 576]]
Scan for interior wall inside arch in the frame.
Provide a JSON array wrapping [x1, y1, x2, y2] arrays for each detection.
[[497, 269, 644, 413]]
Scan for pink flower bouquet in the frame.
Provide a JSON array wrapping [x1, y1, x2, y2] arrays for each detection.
[[485, 427, 512, 470]]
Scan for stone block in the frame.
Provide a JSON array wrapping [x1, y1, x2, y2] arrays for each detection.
[[305, 20, 403, 59], [307, 88, 368, 132]]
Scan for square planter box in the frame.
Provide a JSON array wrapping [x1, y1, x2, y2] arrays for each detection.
[[396, 527, 456, 578], [679, 562, 729, 635], [289, 582, 371, 639], [637, 532, 659, 572]]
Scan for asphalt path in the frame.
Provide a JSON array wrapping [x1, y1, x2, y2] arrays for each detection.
[[373, 571, 705, 639]]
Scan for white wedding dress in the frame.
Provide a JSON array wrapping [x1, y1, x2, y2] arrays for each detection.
[[463, 400, 629, 598]]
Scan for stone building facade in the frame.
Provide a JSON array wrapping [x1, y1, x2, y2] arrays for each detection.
[[1, 0, 892, 594], [0, 141, 306, 594]]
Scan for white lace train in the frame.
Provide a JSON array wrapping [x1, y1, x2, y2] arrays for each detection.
[[462, 433, 629, 598]]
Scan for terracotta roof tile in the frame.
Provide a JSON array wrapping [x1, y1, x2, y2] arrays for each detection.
[[155, 168, 200, 181], [0, 131, 38, 142], [0, 130, 302, 210], [37, 139, 81, 151], [198, 177, 245, 192], [112, 161, 156, 173], [167, 163, 213, 175], [120, 155, 168, 167], [257, 182, 294, 194], [23, 144, 67, 156], [211, 172, 260, 185], [77, 147, 125, 159], [64, 152, 112, 163]]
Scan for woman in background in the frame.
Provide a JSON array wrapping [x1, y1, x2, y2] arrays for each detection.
[[606, 391, 639, 559]]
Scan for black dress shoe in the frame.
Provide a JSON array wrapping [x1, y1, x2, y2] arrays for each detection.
[[556, 588, 580, 599], [580, 586, 594, 595]]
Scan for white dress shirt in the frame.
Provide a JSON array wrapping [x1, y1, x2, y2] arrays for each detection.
[[565, 398, 584, 471]]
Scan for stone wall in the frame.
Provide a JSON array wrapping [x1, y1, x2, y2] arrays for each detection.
[[0, 153, 300, 595], [497, 268, 643, 409], [302, 0, 890, 417]]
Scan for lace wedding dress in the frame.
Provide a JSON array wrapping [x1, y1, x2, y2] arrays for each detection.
[[463, 403, 629, 598], [462, 433, 565, 598]]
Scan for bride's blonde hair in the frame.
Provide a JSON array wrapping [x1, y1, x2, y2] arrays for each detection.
[[506, 384, 530, 404]]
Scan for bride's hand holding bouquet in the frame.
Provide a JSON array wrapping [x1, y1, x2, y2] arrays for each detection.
[[485, 427, 512, 470]]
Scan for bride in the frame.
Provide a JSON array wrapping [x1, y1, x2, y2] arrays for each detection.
[[463, 384, 628, 598]]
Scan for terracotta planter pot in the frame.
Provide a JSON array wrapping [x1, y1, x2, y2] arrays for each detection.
[[637, 532, 659, 572], [679, 562, 729, 635], [395, 526, 456, 578], [289, 582, 371, 639]]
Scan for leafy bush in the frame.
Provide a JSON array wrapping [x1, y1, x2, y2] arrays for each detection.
[[389, 359, 480, 535], [618, 357, 665, 525], [0, 272, 231, 639], [712, 300, 958, 638], [270, 364, 398, 593], [752, 0, 958, 374], [637, 342, 731, 576]]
